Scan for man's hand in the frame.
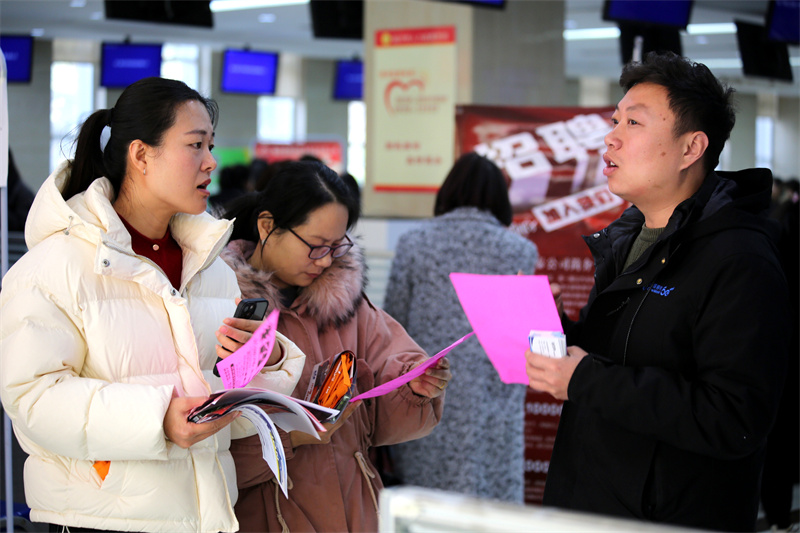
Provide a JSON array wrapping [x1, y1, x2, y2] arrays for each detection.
[[525, 346, 587, 400], [164, 396, 240, 448], [550, 282, 565, 317]]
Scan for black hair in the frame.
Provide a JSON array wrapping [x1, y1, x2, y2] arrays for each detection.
[[339, 171, 361, 210], [219, 163, 250, 190], [62, 77, 219, 200], [619, 51, 735, 174], [434, 152, 513, 226], [224, 160, 359, 243]]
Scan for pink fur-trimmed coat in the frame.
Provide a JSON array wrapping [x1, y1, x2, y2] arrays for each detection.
[[221, 239, 444, 533]]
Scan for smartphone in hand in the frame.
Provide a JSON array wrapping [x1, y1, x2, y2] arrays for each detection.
[[213, 298, 269, 377], [233, 298, 269, 321]]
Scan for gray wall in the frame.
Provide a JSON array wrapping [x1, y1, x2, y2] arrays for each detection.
[[303, 58, 349, 146], [471, 0, 565, 106], [776, 96, 800, 178], [210, 50, 260, 150], [730, 93, 758, 171], [7, 39, 52, 192]]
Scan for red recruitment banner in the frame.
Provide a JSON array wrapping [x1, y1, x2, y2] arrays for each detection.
[[254, 141, 344, 174], [455, 104, 628, 504]]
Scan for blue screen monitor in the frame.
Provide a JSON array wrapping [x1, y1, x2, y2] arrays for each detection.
[[101, 42, 163, 89], [766, 0, 800, 45], [221, 49, 279, 95], [1, 35, 34, 83], [603, 0, 693, 29], [333, 60, 363, 100]]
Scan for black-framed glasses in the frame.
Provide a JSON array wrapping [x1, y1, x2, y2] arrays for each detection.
[[286, 228, 353, 260]]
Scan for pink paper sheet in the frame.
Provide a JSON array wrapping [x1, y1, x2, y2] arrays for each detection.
[[449, 273, 562, 384], [216, 308, 280, 389], [349, 331, 475, 402]]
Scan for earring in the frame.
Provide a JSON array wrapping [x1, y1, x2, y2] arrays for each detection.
[[143, 168, 146, 176], [261, 237, 267, 247]]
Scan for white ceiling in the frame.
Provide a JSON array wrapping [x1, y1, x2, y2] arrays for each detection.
[[1, 0, 798, 96]]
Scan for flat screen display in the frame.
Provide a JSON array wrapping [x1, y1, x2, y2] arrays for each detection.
[[333, 60, 363, 100], [104, 0, 213, 28], [603, 0, 693, 29], [1, 35, 34, 83], [438, 0, 505, 7], [101, 42, 163, 89], [220, 49, 279, 95], [765, 0, 800, 45], [736, 20, 793, 82]]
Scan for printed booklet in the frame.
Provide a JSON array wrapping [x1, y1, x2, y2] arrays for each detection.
[[188, 388, 338, 495]]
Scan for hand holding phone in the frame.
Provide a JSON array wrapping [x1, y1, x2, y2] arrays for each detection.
[[213, 298, 269, 377]]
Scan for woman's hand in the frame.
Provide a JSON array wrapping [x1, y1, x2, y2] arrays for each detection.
[[214, 300, 282, 366], [409, 357, 451, 399], [164, 396, 240, 449], [289, 401, 363, 448]]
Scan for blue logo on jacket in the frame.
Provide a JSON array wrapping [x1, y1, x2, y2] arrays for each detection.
[[645, 283, 675, 297]]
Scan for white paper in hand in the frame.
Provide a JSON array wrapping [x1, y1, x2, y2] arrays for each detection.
[[235, 404, 288, 496], [529, 330, 567, 358]]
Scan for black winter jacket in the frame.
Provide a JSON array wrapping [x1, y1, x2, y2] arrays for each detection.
[[543, 169, 790, 532]]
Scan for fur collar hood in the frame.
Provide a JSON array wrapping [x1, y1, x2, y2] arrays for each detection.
[[221, 238, 367, 330]]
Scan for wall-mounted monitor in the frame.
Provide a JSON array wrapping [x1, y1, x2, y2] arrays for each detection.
[[736, 19, 793, 82], [104, 0, 213, 28], [618, 24, 683, 65], [603, 0, 694, 29], [333, 60, 363, 101], [765, 0, 800, 45], [1, 35, 34, 84], [101, 42, 163, 89], [309, 0, 363, 39], [220, 49, 279, 95], [434, 0, 505, 8]]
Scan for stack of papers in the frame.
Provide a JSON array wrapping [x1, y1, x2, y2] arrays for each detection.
[[529, 330, 566, 358]]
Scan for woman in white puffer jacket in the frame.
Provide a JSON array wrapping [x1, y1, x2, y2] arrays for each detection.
[[0, 77, 304, 533]]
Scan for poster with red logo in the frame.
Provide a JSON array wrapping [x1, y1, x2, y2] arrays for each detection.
[[371, 26, 457, 192], [456, 105, 629, 504], [254, 141, 344, 173]]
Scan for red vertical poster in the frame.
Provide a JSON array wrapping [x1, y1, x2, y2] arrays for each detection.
[[455, 105, 628, 504]]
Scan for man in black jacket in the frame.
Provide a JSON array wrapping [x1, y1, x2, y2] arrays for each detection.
[[526, 52, 790, 532]]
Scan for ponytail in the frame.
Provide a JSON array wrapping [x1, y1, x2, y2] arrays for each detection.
[[224, 192, 264, 243], [61, 109, 113, 201]]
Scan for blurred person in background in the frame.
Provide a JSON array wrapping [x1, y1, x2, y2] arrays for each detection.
[[383, 152, 539, 503]]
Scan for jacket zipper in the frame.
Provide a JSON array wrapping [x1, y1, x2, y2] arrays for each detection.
[[622, 242, 682, 366], [622, 290, 648, 366]]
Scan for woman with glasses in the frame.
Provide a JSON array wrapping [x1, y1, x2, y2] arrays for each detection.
[[220, 159, 450, 532]]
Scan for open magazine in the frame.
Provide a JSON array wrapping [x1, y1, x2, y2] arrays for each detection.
[[188, 388, 339, 496]]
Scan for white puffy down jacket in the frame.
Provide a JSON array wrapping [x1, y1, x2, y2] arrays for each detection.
[[0, 162, 305, 532]]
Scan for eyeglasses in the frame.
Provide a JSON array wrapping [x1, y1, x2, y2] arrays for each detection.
[[286, 228, 353, 260]]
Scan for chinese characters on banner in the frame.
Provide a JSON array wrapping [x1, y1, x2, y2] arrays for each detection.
[[455, 105, 628, 504], [371, 26, 457, 192], [254, 141, 344, 173]]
